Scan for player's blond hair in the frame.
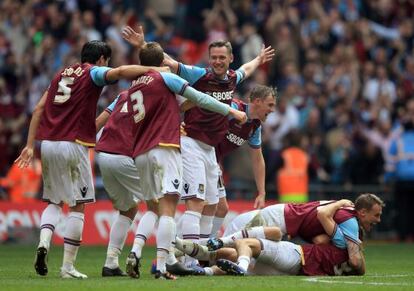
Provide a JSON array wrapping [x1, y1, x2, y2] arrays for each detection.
[[250, 85, 277, 102]]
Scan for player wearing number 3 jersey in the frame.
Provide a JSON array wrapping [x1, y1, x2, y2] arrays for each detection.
[[15, 40, 167, 279], [128, 42, 246, 280]]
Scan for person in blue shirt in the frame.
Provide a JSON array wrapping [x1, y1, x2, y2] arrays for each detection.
[[385, 98, 414, 241]]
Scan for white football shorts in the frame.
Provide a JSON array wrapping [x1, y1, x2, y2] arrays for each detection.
[[248, 239, 302, 275], [41, 140, 94, 207], [134, 146, 182, 200], [180, 136, 219, 205], [97, 152, 141, 211]]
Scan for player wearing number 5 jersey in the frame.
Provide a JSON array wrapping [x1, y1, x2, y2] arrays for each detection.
[[15, 40, 167, 279]]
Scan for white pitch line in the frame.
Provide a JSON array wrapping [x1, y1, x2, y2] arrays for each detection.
[[303, 277, 414, 286], [314, 274, 412, 279]]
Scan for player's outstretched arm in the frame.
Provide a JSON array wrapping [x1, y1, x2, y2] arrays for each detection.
[[122, 25, 179, 73], [106, 65, 169, 82], [239, 44, 275, 79], [15, 90, 47, 168], [122, 25, 146, 49]]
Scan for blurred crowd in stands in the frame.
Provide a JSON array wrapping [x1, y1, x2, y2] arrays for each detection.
[[1, 0, 414, 203]]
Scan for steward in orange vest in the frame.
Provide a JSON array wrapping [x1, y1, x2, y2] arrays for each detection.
[[276, 131, 309, 203]]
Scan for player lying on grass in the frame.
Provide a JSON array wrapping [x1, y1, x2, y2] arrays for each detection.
[[208, 194, 383, 274], [207, 194, 368, 273], [174, 200, 364, 276]]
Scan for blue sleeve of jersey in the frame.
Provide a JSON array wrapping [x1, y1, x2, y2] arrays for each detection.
[[160, 72, 188, 94], [331, 225, 347, 249], [106, 95, 119, 113], [177, 63, 207, 85], [338, 217, 361, 245], [236, 69, 246, 84], [248, 126, 262, 148], [90, 66, 115, 86]]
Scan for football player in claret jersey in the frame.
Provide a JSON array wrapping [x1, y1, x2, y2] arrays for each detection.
[[15, 40, 165, 279], [120, 26, 275, 268], [209, 85, 277, 238], [210, 193, 384, 274], [179, 85, 277, 239], [96, 93, 195, 278], [174, 200, 359, 277], [96, 41, 247, 280]]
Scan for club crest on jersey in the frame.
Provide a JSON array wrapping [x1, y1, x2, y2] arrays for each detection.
[[172, 179, 180, 190], [198, 184, 205, 194], [183, 183, 189, 194], [80, 186, 88, 197]]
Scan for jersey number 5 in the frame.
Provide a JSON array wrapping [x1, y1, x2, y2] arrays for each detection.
[[54, 77, 75, 104], [131, 90, 145, 123]]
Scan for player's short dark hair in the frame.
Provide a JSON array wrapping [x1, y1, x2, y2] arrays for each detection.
[[139, 42, 164, 67], [208, 40, 233, 55], [355, 193, 385, 211], [250, 85, 277, 102], [81, 40, 112, 64]]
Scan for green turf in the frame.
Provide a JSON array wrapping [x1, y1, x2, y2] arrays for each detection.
[[0, 243, 413, 291]]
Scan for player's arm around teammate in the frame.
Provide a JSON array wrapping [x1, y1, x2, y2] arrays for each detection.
[[317, 200, 366, 275]]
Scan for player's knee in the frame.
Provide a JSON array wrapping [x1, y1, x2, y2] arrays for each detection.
[[186, 198, 205, 213], [146, 200, 159, 214]]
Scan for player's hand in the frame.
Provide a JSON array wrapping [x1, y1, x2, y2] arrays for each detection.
[[14, 146, 34, 168], [229, 108, 247, 124], [338, 199, 354, 208], [122, 25, 145, 48], [180, 122, 187, 136], [254, 193, 266, 209], [258, 44, 275, 65]]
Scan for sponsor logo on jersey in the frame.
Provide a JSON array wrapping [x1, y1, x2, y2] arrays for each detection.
[[172, 179, 180, 190], [205, 91, 233, 101], [80, 186, 88, 198], [198, 184, 205, 194], [226, 133, 246, 146]]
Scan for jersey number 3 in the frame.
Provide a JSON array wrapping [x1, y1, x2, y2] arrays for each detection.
[[131, 90, 145, 123], [54, 77, 75, 104]]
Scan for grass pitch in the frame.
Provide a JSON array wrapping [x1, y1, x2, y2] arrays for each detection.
[[0, 243, 413, 291]]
